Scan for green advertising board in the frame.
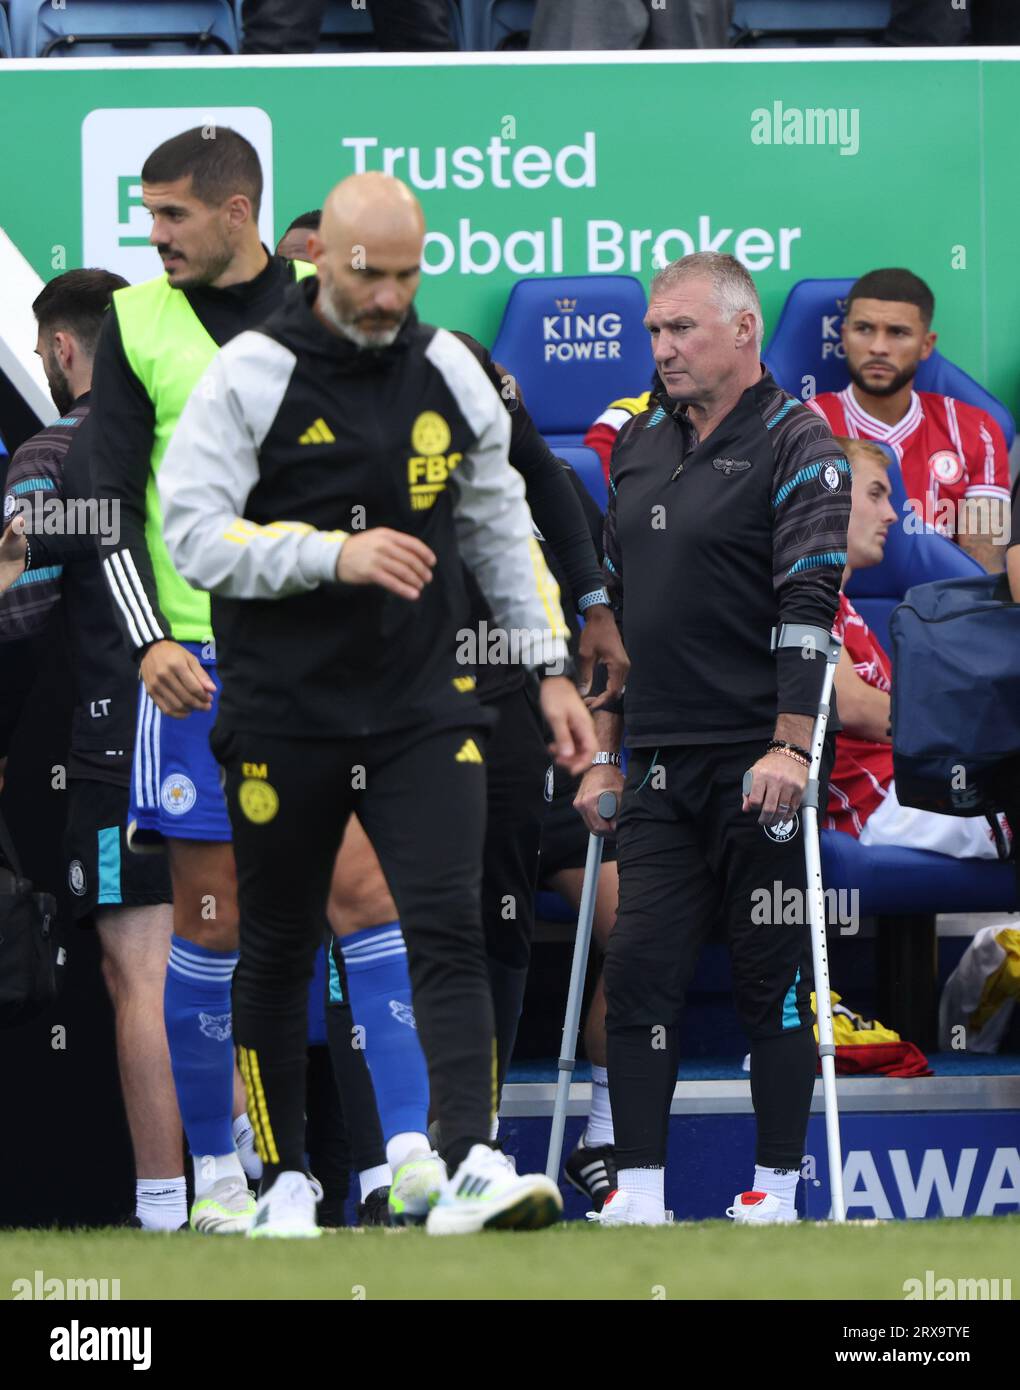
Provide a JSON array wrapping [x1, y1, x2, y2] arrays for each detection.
[[1, 53, 1018, 411]]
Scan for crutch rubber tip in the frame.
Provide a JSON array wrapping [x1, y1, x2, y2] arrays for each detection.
[[596, 790, 618, 821]]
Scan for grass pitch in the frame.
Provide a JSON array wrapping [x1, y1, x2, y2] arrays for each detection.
[[3, 1216, 1018, 1300]]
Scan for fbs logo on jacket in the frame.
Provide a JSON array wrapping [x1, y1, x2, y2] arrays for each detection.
[[408, 411, 462, 511]]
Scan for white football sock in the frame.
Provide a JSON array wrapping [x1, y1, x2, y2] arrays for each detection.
[[753, 1164, 799, 1220], [386, 1131, 431, 1172], [232, 1113, 262, 1181], [617, 1165, 665, 1221], [359, 1164, 392, 1201], [489, 1112, 500, 1142], [583, 1065, 614, 1147], [192, 1150, 245, 1198], [135, 1177, 187, 1231]]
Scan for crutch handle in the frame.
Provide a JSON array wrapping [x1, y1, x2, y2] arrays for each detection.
[[596, 790, 618, 821]]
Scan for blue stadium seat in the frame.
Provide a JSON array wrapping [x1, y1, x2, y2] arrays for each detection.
[[11, 0, 238, 55], [555, 445, 607, 512], [764, 277, 1016, 448], [492, 275, 655, 449], [821, 833, 1018, 917], [731, 0, 890, 46], [845, 451, 985, 654], [310, 0, 376, 50], [280, 0, 462, 52], [460, 0, 534, 49]]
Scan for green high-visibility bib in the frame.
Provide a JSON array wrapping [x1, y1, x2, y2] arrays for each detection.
[[113, 260, 315, 643]]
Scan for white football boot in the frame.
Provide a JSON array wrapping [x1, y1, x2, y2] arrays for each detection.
[[426, 1144, 562, 1235], [726, 1190, 797, 1224], [248, 1171, 323, 1239], [586, 1189, 673, 1226], [388, 1152, 447, 1226], [189, 1176, 257, 1235]]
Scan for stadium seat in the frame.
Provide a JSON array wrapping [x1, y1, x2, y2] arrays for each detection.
[[11, 0, 238, 56], [460, 0, 534, 49], [764, 277, 1016, 448], [821, 830, 1017, 1047], [492, 274, 655, 449], [0, 4, 12, 56], [307, 0, 376, 50], [276, 0, 463, 53], [845, 451, 985, 654], [555, 445, 607, 512], [731, 0, 890, 47], [822, 833, 1017, 919]]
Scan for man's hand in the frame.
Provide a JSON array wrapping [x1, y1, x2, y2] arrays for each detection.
[[336, 528, 436, 600], [742, 751, 809, 827], [540, 675, 597, 776], [140, 639, 216, 719], [0, 515, 28, 596], [574, 761, 624, 835], [577, 605, 629, 710]]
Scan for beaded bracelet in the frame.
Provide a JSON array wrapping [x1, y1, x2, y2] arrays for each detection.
[[767, 738, 810, 761]]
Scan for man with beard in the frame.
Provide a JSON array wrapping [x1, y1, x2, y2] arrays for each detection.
[[807, 268, 1010, 572], [157, 171, 597, 1236], [0, 270, 184, 1231], [91, 126, 314, 1233]]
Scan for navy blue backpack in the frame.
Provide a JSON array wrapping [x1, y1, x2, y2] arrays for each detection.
[[889, 572, 1020, 820]]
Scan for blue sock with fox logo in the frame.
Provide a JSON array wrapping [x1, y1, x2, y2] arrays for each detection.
[[339, 923, 430, 1148]]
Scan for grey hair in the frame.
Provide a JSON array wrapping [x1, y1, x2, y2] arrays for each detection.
[[649, 252, 765, 352]]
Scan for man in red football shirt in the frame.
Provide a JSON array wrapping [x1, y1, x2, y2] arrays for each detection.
[[828, 438, 1008, 856], [807, 269, 1010, 573]]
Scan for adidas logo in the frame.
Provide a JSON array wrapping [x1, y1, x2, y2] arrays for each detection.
[[578, 1159, 611, 1192], [299, 418, 336, 445], [456, 1175, 491, 1198], [455, 738, 483, 764]]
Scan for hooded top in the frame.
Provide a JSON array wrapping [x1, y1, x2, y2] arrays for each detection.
[[157, 277, 569, 738]]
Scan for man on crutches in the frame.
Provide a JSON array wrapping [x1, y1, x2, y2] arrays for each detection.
[[575, 252, 851, 1226]]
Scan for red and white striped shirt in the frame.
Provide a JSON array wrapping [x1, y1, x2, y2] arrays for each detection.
[[806, 386, 1009, 537], [825, 593, 894, 837]]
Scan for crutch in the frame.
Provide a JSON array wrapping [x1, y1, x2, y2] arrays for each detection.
[[545, 789, 619, 1184], [749, 623, 847, 1220]]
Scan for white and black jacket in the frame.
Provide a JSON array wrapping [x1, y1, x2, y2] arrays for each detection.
[[158, 277, 569, 738]]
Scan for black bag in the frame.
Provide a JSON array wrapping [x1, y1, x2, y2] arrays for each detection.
[[890, 572, 1020, 821], [0, 805, 62, 1027]]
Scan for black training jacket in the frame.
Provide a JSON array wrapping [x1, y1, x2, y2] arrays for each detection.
[[603, 371, 850, 746], [156, 278, 570, 739]]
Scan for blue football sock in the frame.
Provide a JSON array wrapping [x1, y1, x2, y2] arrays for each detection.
[[164, 935, 238, 1159], [340, 922, 429, 1144]]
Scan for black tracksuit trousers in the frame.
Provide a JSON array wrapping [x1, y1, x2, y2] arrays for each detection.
[[216, 720, 493, 1179], [606, 740, 833, 1173]]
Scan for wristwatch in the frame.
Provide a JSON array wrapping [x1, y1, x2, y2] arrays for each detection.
[[536, 655, 577, 682], [592, 751, 622, 767]]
